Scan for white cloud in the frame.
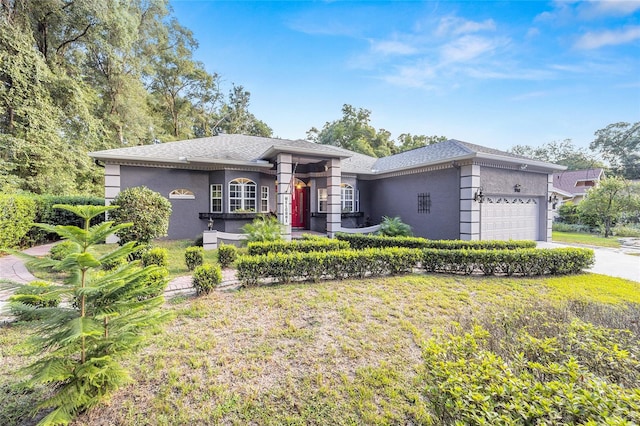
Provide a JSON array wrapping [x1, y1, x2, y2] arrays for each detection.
[[582, 0, 640, 17], [441, 35, 504, 63], [575, 26, 640, 49], [436, 17, 496, 36], [370, 40, 418, 55]]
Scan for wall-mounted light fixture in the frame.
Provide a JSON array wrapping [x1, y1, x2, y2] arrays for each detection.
[[549, 194, 559, 209], [514, 184, 521, 193], [474, 187, 484, 203], [519, 164, 528, 170]]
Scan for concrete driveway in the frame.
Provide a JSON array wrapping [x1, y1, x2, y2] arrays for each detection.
[[536, 241, 640, 283]]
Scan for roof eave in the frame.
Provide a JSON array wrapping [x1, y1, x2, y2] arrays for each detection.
[[475, 152, 567, 171], [89, 152, 273, 168], [259, 145, 352, 161]]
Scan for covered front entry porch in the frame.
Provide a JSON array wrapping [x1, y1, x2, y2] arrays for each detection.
[[260, 146, 350, 241]]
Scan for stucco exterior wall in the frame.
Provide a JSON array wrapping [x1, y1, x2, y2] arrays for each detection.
[[480, 167, 548, 196], [367, 168, 461, 239], [120, 166, 210, 240]]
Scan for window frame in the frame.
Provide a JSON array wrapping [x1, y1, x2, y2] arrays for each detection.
[[210, 184, 223, 213], [260, 185, 269, 213], [228, 178, 257, 213], [341, 183, 355, 213], [317, 188, 328, 213]]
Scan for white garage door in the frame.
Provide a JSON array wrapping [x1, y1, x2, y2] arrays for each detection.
[[480, 197, 539, 241]]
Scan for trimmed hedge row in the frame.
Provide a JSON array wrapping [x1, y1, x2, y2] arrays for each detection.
[[422, 248, 594, 276], [247, 239, 349, 256], [0, 194, 37, 250], [236, 247, 595, 286], [238, 248, 420, 285], [237, 247, 595, 285], [335, 232, 537, 250]]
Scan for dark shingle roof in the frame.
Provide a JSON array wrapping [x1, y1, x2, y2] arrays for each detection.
[[90, 135, 560, 175]]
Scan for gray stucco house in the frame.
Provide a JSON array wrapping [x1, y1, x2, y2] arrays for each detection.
[[89, 134, 565, 242]]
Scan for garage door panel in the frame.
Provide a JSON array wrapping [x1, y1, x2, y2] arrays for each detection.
[[481, 197, 539, 241]]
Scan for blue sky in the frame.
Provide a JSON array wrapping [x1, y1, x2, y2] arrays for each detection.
[[171, 0, 640, 151]]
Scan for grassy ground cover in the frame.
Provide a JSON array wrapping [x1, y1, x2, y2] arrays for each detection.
[[1, 272, 638, 425], [552, 231, 621, 248], [30, 240, 225, 281]]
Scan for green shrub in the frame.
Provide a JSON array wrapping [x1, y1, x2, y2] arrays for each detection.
[[9, 281, 61, 321], [552, 222, 594, 233], [108, 186, 172, 245], [101, 255, 128, 271], [26, 195, 105, 245], [185, 246, 204, 271], [217, 244, 238, 268], [247, 239, 349, 255], [192, 264, 222, 295], [0, 194, 36, 250], [140, 267, 169, 299], [421, 247, 595, 276], [378, 216, 412, 237], [193, 235, 204, 247], [241, 215, 283, 243], [418, 324, 640, 424], [614, 224, 640, 237], [236, 247, 422, 286], [49, 240, 78, 261], [141, 247, 169, 267], [336, 233, 536, 251]]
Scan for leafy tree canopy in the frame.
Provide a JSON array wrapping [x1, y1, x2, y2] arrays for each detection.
[[590, 121, 640, 179], [509, 139, 604, 171], [578, 177, 640, 237], [0, 1, 271, 195], [307, 104, 446, 158]]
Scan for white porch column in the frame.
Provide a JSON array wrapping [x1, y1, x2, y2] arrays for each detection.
[[104, 164, 121, 244], [326, 158, 341, 238], [276, 153, 292, 241], [459, 164, 481, 241], [545, 173, 554, 242]]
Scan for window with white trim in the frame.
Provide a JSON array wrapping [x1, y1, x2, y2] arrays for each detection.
[[169, 189, 195, 199], [260, 186, 269, 213], [210, 184, 222, 213], [229, 178, 256, 212], [341, 183, 355, 212], [317, 188, 327, 213]]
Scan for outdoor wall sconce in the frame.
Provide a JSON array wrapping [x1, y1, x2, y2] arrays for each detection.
[[549, 194, 559, 209], [514, 184, 521, 193], [474, 187, 485, 203]]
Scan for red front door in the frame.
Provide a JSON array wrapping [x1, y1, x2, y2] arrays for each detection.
[[291, 186, 306, 228]]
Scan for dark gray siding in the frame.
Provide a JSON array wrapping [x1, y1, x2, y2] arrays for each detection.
[[367, 168, 460, 239], [120, 166, 210, 240]]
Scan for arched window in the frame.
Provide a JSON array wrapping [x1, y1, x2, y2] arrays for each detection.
[[229, 178, 256, 212], [341, 183, 354, 212], [169, 189, 195, 199]]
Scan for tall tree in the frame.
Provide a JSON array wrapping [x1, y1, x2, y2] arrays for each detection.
[[397, 133, 447, 152], [590, 122, 640, 179], [578, 177, 639, 237], [308, 104, 445, 157], [509, 139, 603, 170], [216, 85, 272, 137]]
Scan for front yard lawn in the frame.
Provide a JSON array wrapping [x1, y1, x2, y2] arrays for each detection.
[[552, 230, 621, 248], [2, 273, 639, 425]]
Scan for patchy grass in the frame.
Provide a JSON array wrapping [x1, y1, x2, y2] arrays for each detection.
[[2, 272, 639, 425], [29, 239, 229, 281], [553, 231, 621, 248]]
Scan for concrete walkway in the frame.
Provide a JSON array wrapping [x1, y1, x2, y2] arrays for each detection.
[[536, 241, 640, 283]]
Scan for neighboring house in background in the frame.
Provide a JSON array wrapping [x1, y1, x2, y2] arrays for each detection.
[[552, 168, 605, 207], [90, 134, 565, 242]]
